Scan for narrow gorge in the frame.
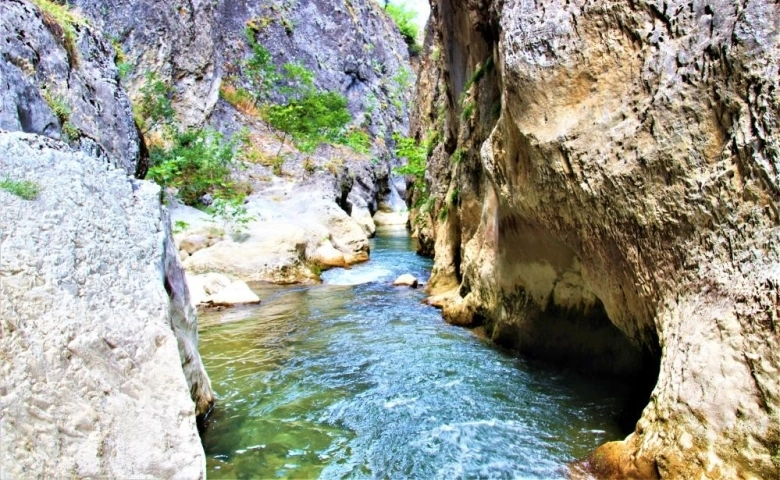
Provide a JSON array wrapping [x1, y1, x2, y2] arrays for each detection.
[[0, 0, 778, 478]]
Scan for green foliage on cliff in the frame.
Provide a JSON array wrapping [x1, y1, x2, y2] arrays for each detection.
[[393, 133, 428, 205], [41, 86, 78, 140], [134, 72, 174, 134], [30, 0, 84, 65], [385, 3, 421, 55], [265, 90, 352, 153], [147, 128, 241, 205], [240, 31, 357, 154], [244, 29, 280, 103]]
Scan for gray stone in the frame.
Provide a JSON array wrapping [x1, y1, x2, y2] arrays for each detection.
[[0, 131, 212, 478], [0, 0, 142, 176]]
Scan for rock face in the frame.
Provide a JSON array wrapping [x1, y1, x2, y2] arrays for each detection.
[[0, 132, 213, 477], [0, 0, 142, 176], [70, 0, 412, 212], [415, 0, 780, 477], [172, 172, 371, 284]]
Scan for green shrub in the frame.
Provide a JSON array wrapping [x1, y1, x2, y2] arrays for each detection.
[[451, 148, 464, 164], [42, 87, 79, 140], [385, 3, 421, 55], [390, 67, 414, 111], [463, 55, 494, 96], [173, 220, 190, 234], [449, 188, 460, 205], [208, 197, 254, 240], [265, 90, 351, 153], [461, 101, 475, 121], [134, 72, 174, 133], [339, 128, 371, 154], [240, 36, 365, 155], [0, 178, 41, 200], [393, 133, 428, 206], [42, 88, 70, 124], [244, 28, 279, 103], [110, 37, 132, 80], [147, 128, 239, 205], [438, 203, 449, 222]]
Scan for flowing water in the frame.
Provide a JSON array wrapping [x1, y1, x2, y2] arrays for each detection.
[[199, 228, 637, 479]]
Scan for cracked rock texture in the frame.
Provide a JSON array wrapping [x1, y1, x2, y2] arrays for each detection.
[[0, 132, 213, 478], [414, 0, 780, 477], [0, 0, 142, 176]]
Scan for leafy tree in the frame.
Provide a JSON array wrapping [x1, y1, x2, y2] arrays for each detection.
[[208, 197, 254, 240], [244, 28, 279, 103]]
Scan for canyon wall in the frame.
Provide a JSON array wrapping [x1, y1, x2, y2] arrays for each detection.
[[0, 0, 142, 175], [70, 0, 413, 213], [414, 0, 780, 477], [0, 1, 213, 476], [0, 132, 213, 478]]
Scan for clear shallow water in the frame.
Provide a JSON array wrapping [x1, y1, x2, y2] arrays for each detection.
[[199, 229, 635, 479]]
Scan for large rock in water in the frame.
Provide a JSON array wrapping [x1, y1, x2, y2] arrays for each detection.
[[415, 0, 780, 477], [0, 132, 213, 478]]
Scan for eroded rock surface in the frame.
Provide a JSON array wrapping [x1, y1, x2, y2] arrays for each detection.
[[0, 0, 141, 176], [415, 0, 780, 477], [0, 132, 213, 478], [172, 171, 371, 285]]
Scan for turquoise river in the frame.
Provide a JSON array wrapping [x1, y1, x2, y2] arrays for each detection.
[[198, 228, 639, 479]]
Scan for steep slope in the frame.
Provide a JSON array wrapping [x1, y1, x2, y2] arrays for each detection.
[[71, 0, 413, 211], [414, 0, 780, 477], [0, 0, 142, 175]]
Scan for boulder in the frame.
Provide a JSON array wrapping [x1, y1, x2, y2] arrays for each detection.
[[374, 209, 409, 226], [208, 281, 261, 307], [393, 274, 419, 288], [183, 220, 318, 284], [0, 132, 212, 478], [185, 272, 259, 307], [179, 233, 213, 255], [351, 205, 377, 237], [312, 241, 348, 269]]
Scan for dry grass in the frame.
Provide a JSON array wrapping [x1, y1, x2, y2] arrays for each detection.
[[219, 83, 260, 117], [29, 0, 85, 67]]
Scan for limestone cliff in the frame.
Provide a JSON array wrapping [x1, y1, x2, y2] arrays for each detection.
[[0, 1, 214, 475], [414, 0, 780, 477], [0, 132, 213, 477], [70, 0, 413, 213], [0, 0, 142, 176]]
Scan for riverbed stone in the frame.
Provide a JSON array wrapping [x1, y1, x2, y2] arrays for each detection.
[[208, 281, 260, 307], [393, 274, 419, 288]]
